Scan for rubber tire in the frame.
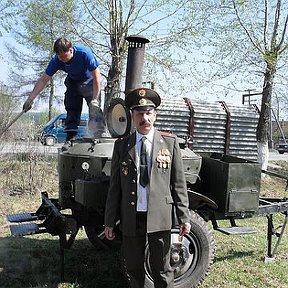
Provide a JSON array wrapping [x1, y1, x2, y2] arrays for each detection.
[[45, 136, 56, 146], [144, 210, 214, 288]]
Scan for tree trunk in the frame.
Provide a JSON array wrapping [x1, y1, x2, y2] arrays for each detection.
[[48, 78, 54, 120], [104, 63, 122, 115], [257, 62, 276, 170], [103, 33, 127, 115]]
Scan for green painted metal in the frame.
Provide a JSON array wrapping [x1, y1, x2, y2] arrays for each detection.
[[200, 153, 261, 219]]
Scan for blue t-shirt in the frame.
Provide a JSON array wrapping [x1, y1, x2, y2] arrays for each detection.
[[45, 44, 99, 82]]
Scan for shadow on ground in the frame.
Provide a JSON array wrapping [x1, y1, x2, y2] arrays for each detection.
[[0, 235, 128, 288]]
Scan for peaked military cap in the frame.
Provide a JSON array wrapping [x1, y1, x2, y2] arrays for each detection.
[[125, 88, 161, 110]]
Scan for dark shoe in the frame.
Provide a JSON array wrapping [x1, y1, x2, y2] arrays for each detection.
[[61, 140, 72, 152]]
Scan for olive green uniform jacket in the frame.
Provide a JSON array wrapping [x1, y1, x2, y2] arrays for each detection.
[[104, 130, 190, 236]]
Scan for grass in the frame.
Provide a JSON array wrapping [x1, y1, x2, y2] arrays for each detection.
[[1, 144, 288, 287], [202, 216, 288, 288]]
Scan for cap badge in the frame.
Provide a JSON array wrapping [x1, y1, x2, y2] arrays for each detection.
[[138, 89, 146, 97], [139, 98, 147, 105]]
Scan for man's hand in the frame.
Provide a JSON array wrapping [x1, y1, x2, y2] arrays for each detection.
[[23, 98, 34, 112], [104, 226, 115, 240], [89, 98, 100, 108], [89, 99, 101, 116], [178, 222, 191, 241]]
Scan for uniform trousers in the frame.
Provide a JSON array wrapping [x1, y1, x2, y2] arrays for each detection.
[[122, 212, 174, 288]]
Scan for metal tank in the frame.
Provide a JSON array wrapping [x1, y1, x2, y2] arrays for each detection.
[[58, 138, 114, 208]]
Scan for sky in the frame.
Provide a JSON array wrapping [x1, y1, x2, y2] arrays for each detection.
[[0, 36, 9, 83]]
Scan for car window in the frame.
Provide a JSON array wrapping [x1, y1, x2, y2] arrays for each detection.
[[79, 119, 88, 127]]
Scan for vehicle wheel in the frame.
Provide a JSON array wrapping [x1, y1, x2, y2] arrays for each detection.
[[144, 210, 214, 288], [45, 136, 56, 146], [84, 221, 122, 250], [279, 151, 284, 154]]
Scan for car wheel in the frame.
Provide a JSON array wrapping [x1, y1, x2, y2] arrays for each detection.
[[144, 211, 215, 288], [45, 136, 56, 146]]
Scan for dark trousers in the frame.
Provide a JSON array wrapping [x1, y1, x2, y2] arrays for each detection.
[[64, 76, 105, 140], [122, 213, 174, 288]]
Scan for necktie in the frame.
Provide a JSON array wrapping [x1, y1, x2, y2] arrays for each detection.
[[140, 136, 149, 187]]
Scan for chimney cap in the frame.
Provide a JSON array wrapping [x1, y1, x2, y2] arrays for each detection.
[[126, 35, 150, 44]]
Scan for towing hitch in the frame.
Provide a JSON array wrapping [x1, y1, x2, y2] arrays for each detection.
[[7, 191, 79, 279]]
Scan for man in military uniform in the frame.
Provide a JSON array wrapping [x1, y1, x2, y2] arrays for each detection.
[[104, 87, 191, 288]]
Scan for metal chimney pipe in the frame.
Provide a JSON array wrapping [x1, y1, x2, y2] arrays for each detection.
[[124, 35, 150, 94]]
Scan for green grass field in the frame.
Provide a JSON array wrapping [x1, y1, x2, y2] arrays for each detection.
[[1, 151, 288, 288]]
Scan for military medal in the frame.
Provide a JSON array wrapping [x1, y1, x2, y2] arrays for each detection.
[[122, 167, 128, 176], [121, 162, 128, 176], [156, 149, 171, 169]]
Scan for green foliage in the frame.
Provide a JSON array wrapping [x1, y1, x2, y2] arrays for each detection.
[[1, 0, 288, 122], [1, 0, 208, 102]]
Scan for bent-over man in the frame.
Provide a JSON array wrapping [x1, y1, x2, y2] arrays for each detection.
[[22, 37, 105, 150]]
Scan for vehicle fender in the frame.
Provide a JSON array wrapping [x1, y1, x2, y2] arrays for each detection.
[[187, 190, 218, 211]]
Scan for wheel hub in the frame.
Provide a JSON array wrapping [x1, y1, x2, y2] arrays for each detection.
[[170, 232, 196, 278], [171, 242, 187, 261]]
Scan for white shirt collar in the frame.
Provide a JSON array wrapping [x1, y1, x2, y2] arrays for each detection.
[[136, 127, 154, 144]]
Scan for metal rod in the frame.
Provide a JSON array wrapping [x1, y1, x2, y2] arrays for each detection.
[[266, 214, 273, 258], [0, 110, 25, 138], [272, 213, 288, 257]]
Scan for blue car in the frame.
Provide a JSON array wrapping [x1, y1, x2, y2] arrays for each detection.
[[39, 113, 89, 146]]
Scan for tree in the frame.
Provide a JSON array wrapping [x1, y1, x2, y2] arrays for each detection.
[[69, 0, 202, 112], [234, 0, 288, 169], [2, 0, 79, 120], [0, 85, 18, 139], [189, 0, 288, 169]]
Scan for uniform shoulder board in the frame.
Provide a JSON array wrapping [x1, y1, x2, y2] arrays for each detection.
[[160, 131, 176, 138]]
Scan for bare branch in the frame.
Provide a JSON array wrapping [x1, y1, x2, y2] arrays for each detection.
[[271, 0, 281, 50], [232, 0, 263, 54], [264, 0, 268, 50], [277, 13, 288, 53], [137, 2, 186, 35], [81, 0, 110, 34]]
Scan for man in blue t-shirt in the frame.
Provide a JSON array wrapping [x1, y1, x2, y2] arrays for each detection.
[[23, 37, 105, 150]]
